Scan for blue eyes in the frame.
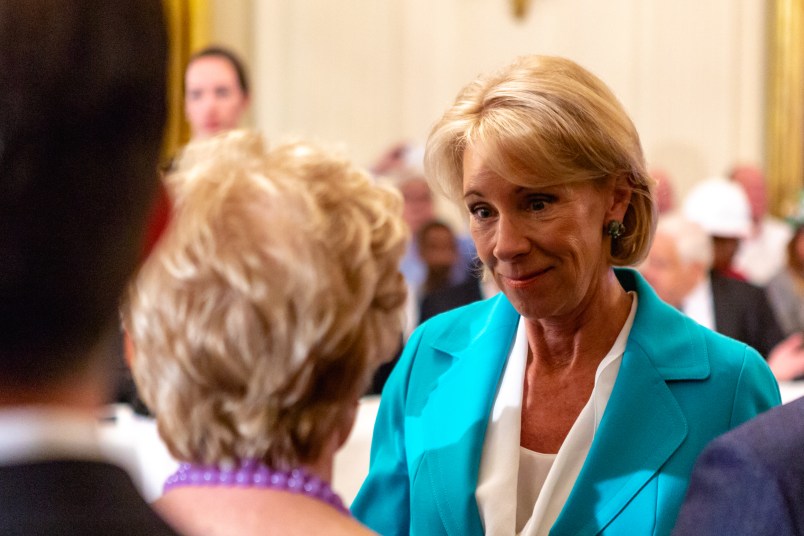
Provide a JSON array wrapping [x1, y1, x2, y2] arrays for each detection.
[[468, 197, 550, 220], [470, 206, 492, 219]]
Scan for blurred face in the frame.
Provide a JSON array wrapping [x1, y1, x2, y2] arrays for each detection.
[[732, 166, 766, 223], [462, 146, 618, 320], [640, 233, 699, 307], [419, 225, 457, 273], [794, 230, 804, 264], [400, 179, 434, 233], [651, 171, 675, 214], [711, 236, 740, 272], [185, 55, 248, 140]]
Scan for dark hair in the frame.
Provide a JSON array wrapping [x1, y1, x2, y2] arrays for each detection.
[[0, 0, 168, 384], [186, 46, 250, 96], [417, 219, 455, 247], [788, 227, 804, 276]]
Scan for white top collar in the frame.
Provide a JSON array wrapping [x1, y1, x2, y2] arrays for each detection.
[[476, 292, 638, 535], [0, 406, 120, 467]]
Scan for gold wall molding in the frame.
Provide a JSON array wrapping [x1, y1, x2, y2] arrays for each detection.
[[767, 0, 804, 217], [162, 0, 210, 164]]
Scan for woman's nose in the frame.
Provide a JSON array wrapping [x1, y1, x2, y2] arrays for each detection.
[[493, 215, 530, 261]]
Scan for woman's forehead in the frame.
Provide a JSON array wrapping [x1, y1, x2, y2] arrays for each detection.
[[461, 144, 584, 193]]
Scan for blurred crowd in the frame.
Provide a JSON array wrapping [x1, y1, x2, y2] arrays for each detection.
[[640, 165, 804, 381]]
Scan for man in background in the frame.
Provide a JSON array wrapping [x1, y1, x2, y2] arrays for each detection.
[[0, 0, 177, 533], [649, 167, 677, 215], [682, 176, 753, 281], [641, 214, 804, 381], [731, 164, 792, 286], [417, 220, 483, 324]]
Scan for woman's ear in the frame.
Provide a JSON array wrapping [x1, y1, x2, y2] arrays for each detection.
[[606, 174, 633, 223]]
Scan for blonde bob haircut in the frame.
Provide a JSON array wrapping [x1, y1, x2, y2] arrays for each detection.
[[425, 55, 656, 266], [124, 130, 408, 468]]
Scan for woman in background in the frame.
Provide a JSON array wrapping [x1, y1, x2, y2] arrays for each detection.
[[124, 130, 407, 535], [184, 46, 250, 141]]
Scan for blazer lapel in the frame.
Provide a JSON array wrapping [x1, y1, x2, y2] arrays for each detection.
[[550, 270, 707, 535], [549, 344, 687, 535], [420, 294, 520, 536]]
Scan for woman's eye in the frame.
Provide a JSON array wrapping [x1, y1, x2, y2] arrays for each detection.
[[469, 205, 492, 219], [529, 198, 547, 211]]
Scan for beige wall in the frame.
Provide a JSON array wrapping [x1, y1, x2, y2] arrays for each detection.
[[209, 0, 256, 128], [215, 0, 767, 202]]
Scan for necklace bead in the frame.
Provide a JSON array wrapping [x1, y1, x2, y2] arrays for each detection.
[[164, 459, 350, 516]]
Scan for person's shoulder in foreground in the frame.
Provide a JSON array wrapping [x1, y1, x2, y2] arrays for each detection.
[[673, 396, 804, 536], [0, 0, 177, 533], [0, 459, 177, 536]]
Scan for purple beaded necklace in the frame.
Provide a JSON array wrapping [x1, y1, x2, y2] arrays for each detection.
[[163, 459, 350, 516]]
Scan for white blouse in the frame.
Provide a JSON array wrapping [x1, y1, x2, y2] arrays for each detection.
[[515, 447, 556, 530], [476, 292, 638, 536]]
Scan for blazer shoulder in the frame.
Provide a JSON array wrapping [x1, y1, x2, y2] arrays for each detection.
[[693, 317, 764, 367], [419, 294, 495, 324], [415, 294, 506, 343], [698, 320, 779, 392]]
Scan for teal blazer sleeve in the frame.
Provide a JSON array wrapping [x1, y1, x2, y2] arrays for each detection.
[[729, 345, 780, 428], [352, 294, 519, 536], [350, 328, 422, 536], [353, 269, 780, 536]]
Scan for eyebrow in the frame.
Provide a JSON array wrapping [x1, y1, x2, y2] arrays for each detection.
[[463, 182, 532, 199]]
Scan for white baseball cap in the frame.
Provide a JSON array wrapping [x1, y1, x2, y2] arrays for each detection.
[[682, 176, 752, 238]]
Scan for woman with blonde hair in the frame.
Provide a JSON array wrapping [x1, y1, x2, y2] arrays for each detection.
[[352, 55, 779, 535], [124, 130, 407, 535]]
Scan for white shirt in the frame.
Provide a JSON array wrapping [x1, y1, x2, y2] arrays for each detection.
[[0, 406, 120, 466], [681, 275, 715, 330], [476, 293, 638, 536], [735, 216, 792, 286]]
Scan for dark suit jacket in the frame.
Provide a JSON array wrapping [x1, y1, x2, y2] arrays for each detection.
[[0, 460, 178, 536], [673, 396, 804, 535], [711, 270, 784, 357], [418, 277, 483, 324]]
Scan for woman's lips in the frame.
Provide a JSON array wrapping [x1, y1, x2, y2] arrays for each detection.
[[500, 268, 551, 289]]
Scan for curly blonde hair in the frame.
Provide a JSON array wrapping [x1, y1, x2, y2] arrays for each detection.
[[124, 130, 407, 468], [424, 55, 656, 266]]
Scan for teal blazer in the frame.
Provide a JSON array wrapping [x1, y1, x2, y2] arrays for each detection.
[[352, 269, 780, 535]]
